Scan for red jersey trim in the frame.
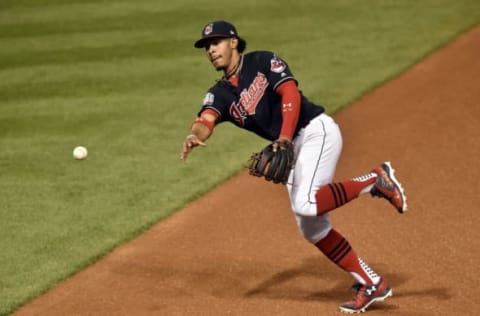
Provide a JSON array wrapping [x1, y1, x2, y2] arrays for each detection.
[[193, 109, 219, 132]]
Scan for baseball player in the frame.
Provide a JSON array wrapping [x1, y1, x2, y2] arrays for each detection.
[[180, 20, 407, 314]]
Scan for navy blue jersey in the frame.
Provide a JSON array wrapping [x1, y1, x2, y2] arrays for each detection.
[[198, 51, 324, 141]]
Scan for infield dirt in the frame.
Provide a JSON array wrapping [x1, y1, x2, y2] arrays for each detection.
[[13, 26, 480, 316]]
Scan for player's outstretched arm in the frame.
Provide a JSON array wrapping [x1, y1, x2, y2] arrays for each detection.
[[180, 133, 206, 162], [180, 112, 216, 162]]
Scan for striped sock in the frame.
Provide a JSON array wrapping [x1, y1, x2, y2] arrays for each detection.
[[315, 173, 376, 215], [315, 229, 380, 284]]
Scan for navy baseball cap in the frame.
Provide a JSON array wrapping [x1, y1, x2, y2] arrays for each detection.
[[194, 20, 246, 52]]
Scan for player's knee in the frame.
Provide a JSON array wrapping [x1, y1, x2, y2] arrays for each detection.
[[300, 229, 331, 244], [296, 217, 332, 244], [292, 197, 317, 217]]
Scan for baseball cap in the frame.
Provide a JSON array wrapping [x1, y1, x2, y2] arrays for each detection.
[[194, 20, 246, 52]]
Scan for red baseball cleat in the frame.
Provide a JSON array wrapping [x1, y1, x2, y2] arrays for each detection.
[[371, 161, 407, 213], [339, 278, 392, 313]]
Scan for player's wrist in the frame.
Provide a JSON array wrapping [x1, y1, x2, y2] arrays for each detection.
[[277, 135, 293, 142]]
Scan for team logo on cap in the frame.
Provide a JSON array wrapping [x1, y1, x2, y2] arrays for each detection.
[[204, 23, 213, 35]]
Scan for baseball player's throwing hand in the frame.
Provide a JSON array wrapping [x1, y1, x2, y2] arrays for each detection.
[[180, 134, 206, 162]]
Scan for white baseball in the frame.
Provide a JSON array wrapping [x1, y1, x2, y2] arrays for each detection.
[[73, 146, 88, 160]]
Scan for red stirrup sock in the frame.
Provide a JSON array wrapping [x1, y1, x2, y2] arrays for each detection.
[[315, 229, 380, 284], [315, 173, 376, 215]]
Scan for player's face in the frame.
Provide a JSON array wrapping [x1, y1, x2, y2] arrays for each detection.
[[204, 38, 235, 71]]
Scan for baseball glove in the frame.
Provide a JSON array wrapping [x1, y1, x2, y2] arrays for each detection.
[[248, 140, 294, 184]]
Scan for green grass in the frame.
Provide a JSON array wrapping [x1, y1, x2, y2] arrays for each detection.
[[1, 0, 479, 314]]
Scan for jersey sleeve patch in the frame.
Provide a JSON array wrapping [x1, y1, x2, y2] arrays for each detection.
[[270, 55, 287, 73], [202, 92, 215, 106]]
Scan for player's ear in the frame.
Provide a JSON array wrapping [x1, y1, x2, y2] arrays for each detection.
[[230, 37, 239, 50]]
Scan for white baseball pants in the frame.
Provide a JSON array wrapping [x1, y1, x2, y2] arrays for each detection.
[[287, 113, 343, 243]]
